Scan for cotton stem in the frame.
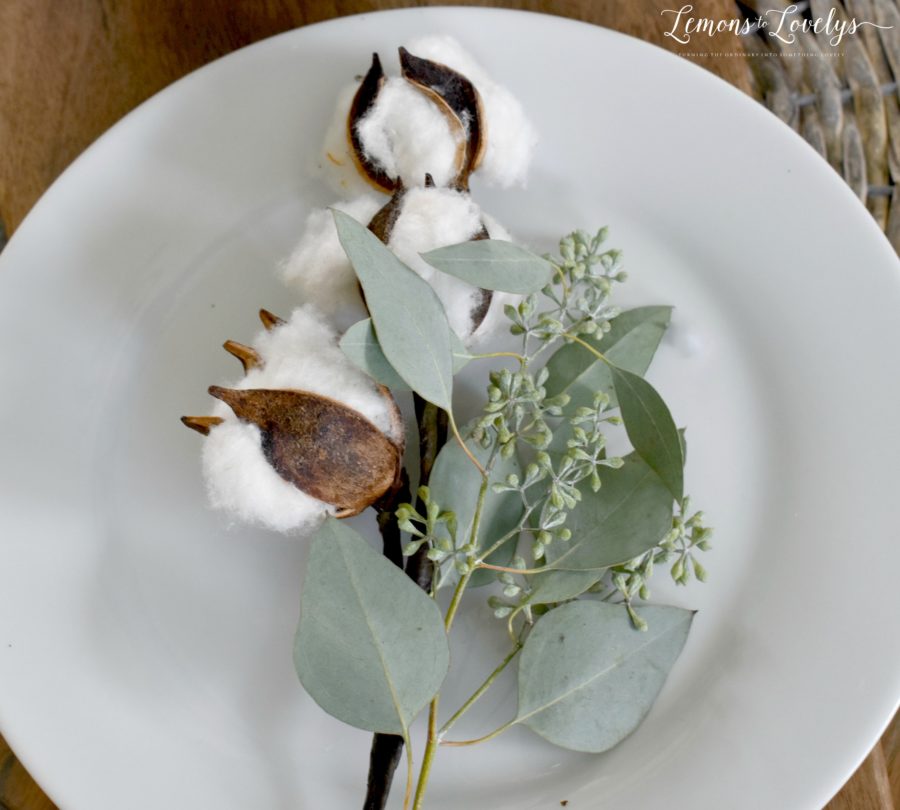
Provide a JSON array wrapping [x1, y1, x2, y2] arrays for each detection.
[[364, 399, 446, 810]]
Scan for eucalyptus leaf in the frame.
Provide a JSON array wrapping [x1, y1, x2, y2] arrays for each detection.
[[340, 319, 410, 391], [526, 454, 674, 605], [429, 434, 523, 588], [544, 306, 671, 411], [334, 209, 453, 409], [340, 319, 471, 391], [448, 330, 473, 374], [294, 518, 449, 735], [611, 365, 684, 503], [516, 601, 693, 752], [526, 569, 601, 607], [421, 240, 553, 294]]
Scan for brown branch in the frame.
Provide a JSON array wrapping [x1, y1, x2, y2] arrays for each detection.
[[363, 395, 448, 810]]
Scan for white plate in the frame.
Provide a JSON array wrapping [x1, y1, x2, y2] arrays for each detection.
[[1, 8, 898, 810]]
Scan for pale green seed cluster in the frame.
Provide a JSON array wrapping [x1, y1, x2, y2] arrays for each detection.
[[587, 499, 713, 630], [477, 229, 628, 565], [398, 228, 712, 628], [506, 229, 625, 356], [488, 391, 625, 563]]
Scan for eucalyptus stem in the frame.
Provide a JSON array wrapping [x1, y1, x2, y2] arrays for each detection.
[[411, 704, 440, 810], [438, 643, 522, 739], [402, 736, 414, 810], [412, 471, 492, 809], [448, 410, 486, 474], [562, 332, 610, 365], [468, 350, 527, 362], [476, 506, 535, 562], [363, 398, 446, 810], [440, 719, 515, 747], [412, 566, 474, 810], [476, 561, 546, 575]]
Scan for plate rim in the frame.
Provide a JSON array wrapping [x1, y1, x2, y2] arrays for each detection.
[[0, 7, 898, 810]]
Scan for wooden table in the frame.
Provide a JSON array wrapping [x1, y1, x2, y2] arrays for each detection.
[[0, 2, 895, 808]]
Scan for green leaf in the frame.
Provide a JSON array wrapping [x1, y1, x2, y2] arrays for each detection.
[[515, 602, 693, 752], [340, 318, 471, 392], [420, 240, 553, 294], [340, 319, 410, 391], [526, 454, 674, 605], [611, 366, 684, 503], [428, 434, 523, 587], [294, 518, 449, 735], [448, 330, 473, 374], [334, 209, 453, 409], [544, 306, 671, 411], [526, 569, 601, 607]]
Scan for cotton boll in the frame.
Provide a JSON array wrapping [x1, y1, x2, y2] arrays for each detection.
[[203, 419, 335, 533], [477, 87, 537, 187], [405, 35, 538, 188], [280, 196, 381, 331], [244, 304, 402, 443], [386, 186, 487, 341], [355, 77, 464, 189], [201, 305, 402, 533], [405, 36, 485, 85], [320, 82, 379, 196]]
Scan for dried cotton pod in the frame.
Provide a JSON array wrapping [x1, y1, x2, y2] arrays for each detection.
[[182, 304, 404, 533], [282, 186, 515, 343], [207, 386, 400, 517], [321, 37, 536, 195], [404, 35, 538, 188], [350, 53, 471, 192], [369, 184, 496, 339]]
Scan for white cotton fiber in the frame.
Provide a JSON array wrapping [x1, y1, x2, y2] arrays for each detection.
[[241, 304, 401, 442], [355, 77, 464, 189], [280, 195, 381, 330], [320, 82, 379, 196], [202, 304, 402, 534], [386, 187, 518, 343], [387, 186, 485, 340], [202, 419, 334, 534], [405, 35, 538, 188]]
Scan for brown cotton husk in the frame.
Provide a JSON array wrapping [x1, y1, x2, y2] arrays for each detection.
[[398, 46, 485, 190], [258, 308, 285, 331], [366, 186, 493, 335], [348, 53, 398, 193], [223, 340, 262, 372], [468, 223, 493, 332], [208, 386, 401, 517], [181, 415, 224, 436], [367, 184, 408, 243]]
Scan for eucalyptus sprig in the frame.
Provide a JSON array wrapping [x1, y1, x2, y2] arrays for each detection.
[[293, 220, 712, 810]]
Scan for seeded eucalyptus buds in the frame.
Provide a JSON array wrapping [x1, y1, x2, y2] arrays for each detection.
[[182, 305, 404, 533]]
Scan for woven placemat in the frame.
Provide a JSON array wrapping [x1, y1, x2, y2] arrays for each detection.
[[739, 0, 900, 253]]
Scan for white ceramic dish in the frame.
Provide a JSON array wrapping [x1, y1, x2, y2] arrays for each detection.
[[0, 8, 898, 809]]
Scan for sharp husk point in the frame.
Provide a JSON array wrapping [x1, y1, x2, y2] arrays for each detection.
[[180, 415, 224, 436], [223, 340, 262, 372]]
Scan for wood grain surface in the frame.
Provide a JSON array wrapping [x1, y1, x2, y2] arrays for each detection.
[[0, 2, 894, 809]]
